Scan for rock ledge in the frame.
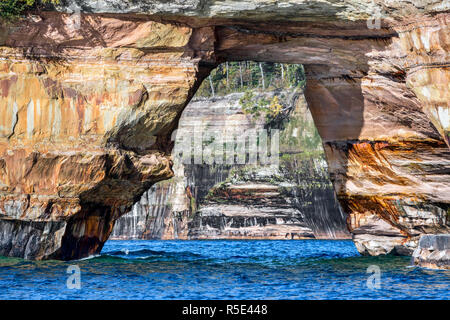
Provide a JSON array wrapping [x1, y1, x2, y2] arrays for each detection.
[[412, 234, 450, 270]]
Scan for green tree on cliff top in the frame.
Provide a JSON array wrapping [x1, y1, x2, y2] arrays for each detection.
[[0, 0, 59, 20]]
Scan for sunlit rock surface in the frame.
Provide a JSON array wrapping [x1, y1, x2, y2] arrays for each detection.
[[0, 0, 448, 259], [412, 234, 450, 270], [0, 13, 212, 259]]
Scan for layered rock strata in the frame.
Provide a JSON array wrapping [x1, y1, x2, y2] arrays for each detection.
[[0, 1, 448, 259], [412, 234, 450, 270], [0, 12, 212, 259], [188, 167, 341, 240], [190, 182, 316, 240], [111, 90, 349, 240]]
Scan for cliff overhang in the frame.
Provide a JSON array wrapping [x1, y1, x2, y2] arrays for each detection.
[[0, 0, 448, 262]]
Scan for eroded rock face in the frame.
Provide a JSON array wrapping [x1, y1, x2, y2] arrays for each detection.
[[412, 234, 450, 270], [111, 90, 349, 240], [0, 1, 448, 259], [191, 180, 317, 240], [0, 12, 215, 259]]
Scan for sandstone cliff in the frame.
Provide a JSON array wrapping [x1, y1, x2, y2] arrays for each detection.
[[0, 0, 448, 259], [111, 86, 349, 240], [412, 234, 450, 270]]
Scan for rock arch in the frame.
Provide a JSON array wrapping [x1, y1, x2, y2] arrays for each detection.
[[0, 1, 448, 260]]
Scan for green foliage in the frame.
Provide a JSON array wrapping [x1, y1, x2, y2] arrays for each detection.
[[239, 90, 286, 124], [189, 196, 196, 216], [197, 62, 306, 98], [239, 91, 266, 117], [0, 0, 58, 20], [199, 61, 306, 126], [0, 0, 29, 19], [267, 95, 283, 117], [278, 106, 324, 165]]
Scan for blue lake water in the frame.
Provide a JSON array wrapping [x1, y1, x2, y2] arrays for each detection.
[[0, 240, 448, 300]]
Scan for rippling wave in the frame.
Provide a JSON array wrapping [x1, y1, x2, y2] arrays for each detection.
[[0, 240, 448, 300]]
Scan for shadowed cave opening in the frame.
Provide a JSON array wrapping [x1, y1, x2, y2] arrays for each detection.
[[109, 61, 350, 243]]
